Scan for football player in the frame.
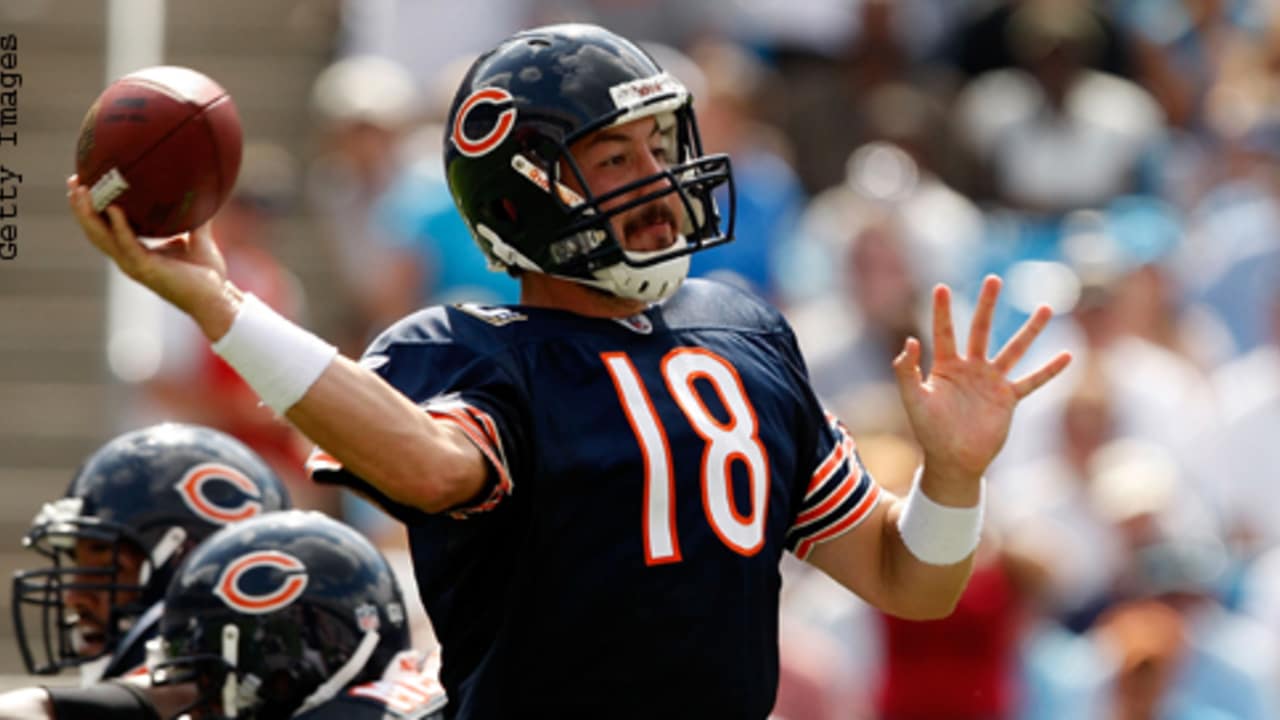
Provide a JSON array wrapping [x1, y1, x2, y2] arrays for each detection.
[[10, 423, 290, 682], [0, 510, 445, 720], [68, 23, 1072, 718]]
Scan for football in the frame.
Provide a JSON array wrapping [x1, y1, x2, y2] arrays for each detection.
[[74, 65, 243, 237]]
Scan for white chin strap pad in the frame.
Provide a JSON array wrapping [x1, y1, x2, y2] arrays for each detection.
[[589, 236, 691, 302]]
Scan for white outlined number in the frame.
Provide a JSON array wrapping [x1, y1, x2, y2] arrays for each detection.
[[603, 348, 770, 565]]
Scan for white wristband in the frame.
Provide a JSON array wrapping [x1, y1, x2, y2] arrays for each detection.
[[210, 293, 338, 414], [896, 468, 985, 566]]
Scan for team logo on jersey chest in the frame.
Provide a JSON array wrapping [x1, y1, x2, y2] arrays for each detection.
[[214, 550, 308, 614]]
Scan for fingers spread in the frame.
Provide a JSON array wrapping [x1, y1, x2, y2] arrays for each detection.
[[966, 275, 1001, 361], [892, 336, 924, 398], [1012, 351, 1073, 398], [932, 284, 958, 361], [992, 305, 1053, 373]]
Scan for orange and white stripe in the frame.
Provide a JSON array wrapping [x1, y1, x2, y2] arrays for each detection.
[[421, 396, 513, 517], [793, 482, 881, 560], [305, 394, 514, 517], [305, 447, 342, 476], [789, 412, 883, 560]]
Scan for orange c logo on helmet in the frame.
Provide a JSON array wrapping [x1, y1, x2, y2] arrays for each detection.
[[452, 87, 516, 157], [175, 463, 264, 524], [214, 550, 309, 614]]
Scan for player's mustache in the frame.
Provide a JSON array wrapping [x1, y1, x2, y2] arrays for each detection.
[[622, 204, 677, 237]]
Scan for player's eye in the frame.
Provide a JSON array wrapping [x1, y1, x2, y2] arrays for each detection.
[[69, 541, 114, 566]]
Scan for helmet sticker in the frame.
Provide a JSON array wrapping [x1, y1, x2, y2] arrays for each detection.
[[451, 87, 517, 157], [174, 463, 265, 524], [213, 550, 309, 614], [608, 72, 685, 111], [386, 601, 406, 626], [511, 154, 585, 207], [355, 603, 381, 633]]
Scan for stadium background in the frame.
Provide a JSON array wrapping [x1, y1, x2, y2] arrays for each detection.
[[2, 0, 1280, 715]]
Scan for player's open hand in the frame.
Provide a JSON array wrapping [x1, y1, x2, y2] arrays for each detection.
[[892, 275, 1071, 484], [67, 175, 235, 335]]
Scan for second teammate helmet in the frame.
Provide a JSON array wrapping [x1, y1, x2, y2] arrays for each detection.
[[152, 510, 412, 719]]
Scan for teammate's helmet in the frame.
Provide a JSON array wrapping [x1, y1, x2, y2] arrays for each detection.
[[11, 423, 290, 675], [151, 510, 411, 719], [444, 23, 735, 302]]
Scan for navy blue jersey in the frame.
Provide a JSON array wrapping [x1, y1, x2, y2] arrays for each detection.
[[311, 279, 879, 718]]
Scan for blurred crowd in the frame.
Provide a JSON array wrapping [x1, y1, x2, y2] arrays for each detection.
[[130, 0, 1280, 717]]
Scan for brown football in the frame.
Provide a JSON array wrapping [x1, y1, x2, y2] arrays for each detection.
[[75, 66, 243, 237]]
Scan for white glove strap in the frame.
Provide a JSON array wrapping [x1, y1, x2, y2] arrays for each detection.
[[896, 468, 985, 566], [211, 293, 337, 414]]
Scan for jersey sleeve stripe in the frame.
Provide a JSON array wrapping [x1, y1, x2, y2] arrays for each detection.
[[420, 397, 512, 487], [793, 464, 876, 535], [789, 449, 879, 549], [426, 406, 514, 515], [421, 397, 507, 460], [806, 433, 852, 497], [467, 405, 508, 469], [806, 436, 858, 505], [793, 482, 882, 560], [795, 457, 861, 526], [305, 447, 343, 475]]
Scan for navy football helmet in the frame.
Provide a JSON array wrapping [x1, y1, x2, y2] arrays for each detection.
[[151, 510, 412, 719], [11, 423, 290, 676], [444, 23, 735, 302]]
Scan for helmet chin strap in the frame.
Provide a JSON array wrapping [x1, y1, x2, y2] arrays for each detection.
[[292, 631, 380, 717], [582, 236, 691, 302], [141, 526, 188, 587], [478, 221, 690, 303], [222, 624, 241, 718]]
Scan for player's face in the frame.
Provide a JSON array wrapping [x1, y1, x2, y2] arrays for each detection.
[[566, 115, 686, 253], [63, 537, 144, 657]]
